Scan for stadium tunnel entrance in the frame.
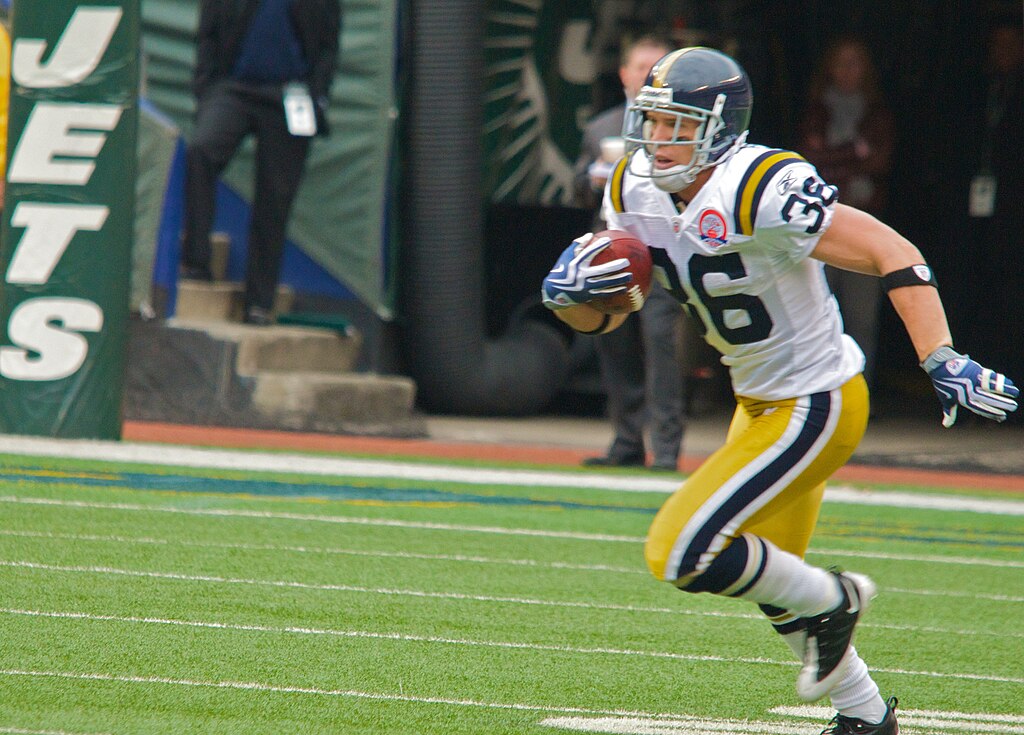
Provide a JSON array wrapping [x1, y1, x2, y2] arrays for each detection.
[[400, 0, 1023, 420]]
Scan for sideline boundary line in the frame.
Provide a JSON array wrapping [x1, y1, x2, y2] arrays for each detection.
[[1, 436, 1022, 516], [122, 420, 1024, 494]]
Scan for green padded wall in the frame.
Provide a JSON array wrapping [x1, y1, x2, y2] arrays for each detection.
[[0, 0, 140, 438]]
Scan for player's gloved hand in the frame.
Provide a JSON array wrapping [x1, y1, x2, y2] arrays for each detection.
[[541, 233, 632, 310], [921, 346, 1019, 428]]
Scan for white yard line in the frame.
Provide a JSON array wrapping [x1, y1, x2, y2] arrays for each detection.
[[885, 587, 1024, 603], [0, 668, 764, 719], [0, 666, 1018, 735], [4, 527, 1020, 596], [806, 547, 1024, 570], [540, 716, 815, 734], [0, 529, 647, 573], [1, 528, 1019, 638], [0, 606, 785, 667], [771, 706, 1024, 734], [1, 434, 1022, 515], [3, 496, 1023, 571], [543, 711, 1024, 735], [0, 495, 642, 542], [4, 438, 1020, 734], [2, 607, 1023, 688]]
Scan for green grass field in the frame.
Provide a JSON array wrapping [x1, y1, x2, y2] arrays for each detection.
[[0, 443, 1022, 734]]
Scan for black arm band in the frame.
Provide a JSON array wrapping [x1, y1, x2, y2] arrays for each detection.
[[881, 264, 938, 293], [578, 313, 612, 335]]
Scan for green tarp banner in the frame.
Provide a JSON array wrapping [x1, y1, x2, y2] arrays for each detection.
[[0, 0, 139, 438], [140, 0, 398, 318]]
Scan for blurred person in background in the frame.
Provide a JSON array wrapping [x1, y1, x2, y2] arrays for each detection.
[[799, 37, 894, 395], [572, 34, 686, 471], [180, 0, 341, 325], [963, 16, 1023, 382]]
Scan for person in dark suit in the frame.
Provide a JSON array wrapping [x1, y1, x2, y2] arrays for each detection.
[[573, 35, 686, 471], [181, 0, 341, 325]]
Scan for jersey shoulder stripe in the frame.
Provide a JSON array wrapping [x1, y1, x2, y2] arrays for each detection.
[[732, 149, 805, 236], [608, 151, 636, 213]]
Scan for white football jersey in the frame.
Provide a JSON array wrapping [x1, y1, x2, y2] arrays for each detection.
[[603, 144, 865, 401]]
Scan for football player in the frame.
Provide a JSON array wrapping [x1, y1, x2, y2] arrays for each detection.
[[542, 47, 1019, 735]]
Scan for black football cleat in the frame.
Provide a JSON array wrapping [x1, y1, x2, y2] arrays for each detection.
[[797, 571, 877, 701], [821, 697, 899, 735]]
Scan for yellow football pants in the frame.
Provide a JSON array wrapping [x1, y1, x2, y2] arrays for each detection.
[[645, 374, 869, 588]]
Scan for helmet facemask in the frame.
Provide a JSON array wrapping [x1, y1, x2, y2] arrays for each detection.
[[624, 89, 729, 192]]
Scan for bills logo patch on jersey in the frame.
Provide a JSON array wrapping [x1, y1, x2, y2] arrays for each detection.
[[698, 209, 728, 246]]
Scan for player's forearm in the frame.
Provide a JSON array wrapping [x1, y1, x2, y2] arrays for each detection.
[[887, 286, 952, 363]]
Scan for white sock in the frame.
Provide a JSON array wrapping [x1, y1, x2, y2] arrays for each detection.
[[736, 538, 842, 617], [828, 647, 887, 723], [777, 629, 886, 723]]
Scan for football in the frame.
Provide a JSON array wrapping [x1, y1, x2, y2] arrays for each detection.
[[586, 230, 653, 314]]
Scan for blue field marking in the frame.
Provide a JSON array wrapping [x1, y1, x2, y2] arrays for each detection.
[[3, 467, 1022, 552], [0, 467, 656, 514], [818, 518, 1024, 550], [822, 530, 1024, 552]]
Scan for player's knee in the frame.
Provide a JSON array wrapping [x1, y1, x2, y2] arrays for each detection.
[[645, 520, 702, 584], [683, 535, 757, 595], [643, 536, 672, 582], [647, 534, 755, 595], [644, 538, 700, 587]]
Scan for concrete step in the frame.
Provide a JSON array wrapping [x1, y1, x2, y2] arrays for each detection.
[[251, 371, 417, 431], [175, 280, 294, 323], [169, 319, 362, 374], [125, 318, 426, 438]]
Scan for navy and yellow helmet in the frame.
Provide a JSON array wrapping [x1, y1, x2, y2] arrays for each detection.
[[624, 47, 753, 191]]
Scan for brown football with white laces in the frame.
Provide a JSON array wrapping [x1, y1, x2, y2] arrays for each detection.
[[587, 230, 653, 315]]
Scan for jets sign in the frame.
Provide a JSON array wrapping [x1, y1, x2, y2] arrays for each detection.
[[0, 1, 139, 438]]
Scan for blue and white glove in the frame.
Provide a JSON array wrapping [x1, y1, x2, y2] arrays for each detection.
[[541, 233, 632, 310], [922, 346, 1019, 428]]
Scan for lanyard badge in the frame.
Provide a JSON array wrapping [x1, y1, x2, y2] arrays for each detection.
[[283, 82, 317, 137]]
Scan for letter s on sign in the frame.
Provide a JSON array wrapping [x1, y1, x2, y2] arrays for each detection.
[[0, 298, 104, 380]]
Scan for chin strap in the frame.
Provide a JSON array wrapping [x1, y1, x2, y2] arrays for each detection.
[[652, 166, 697, 193], [651, 129, 749, 194], [650, 131, 749, 193]]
